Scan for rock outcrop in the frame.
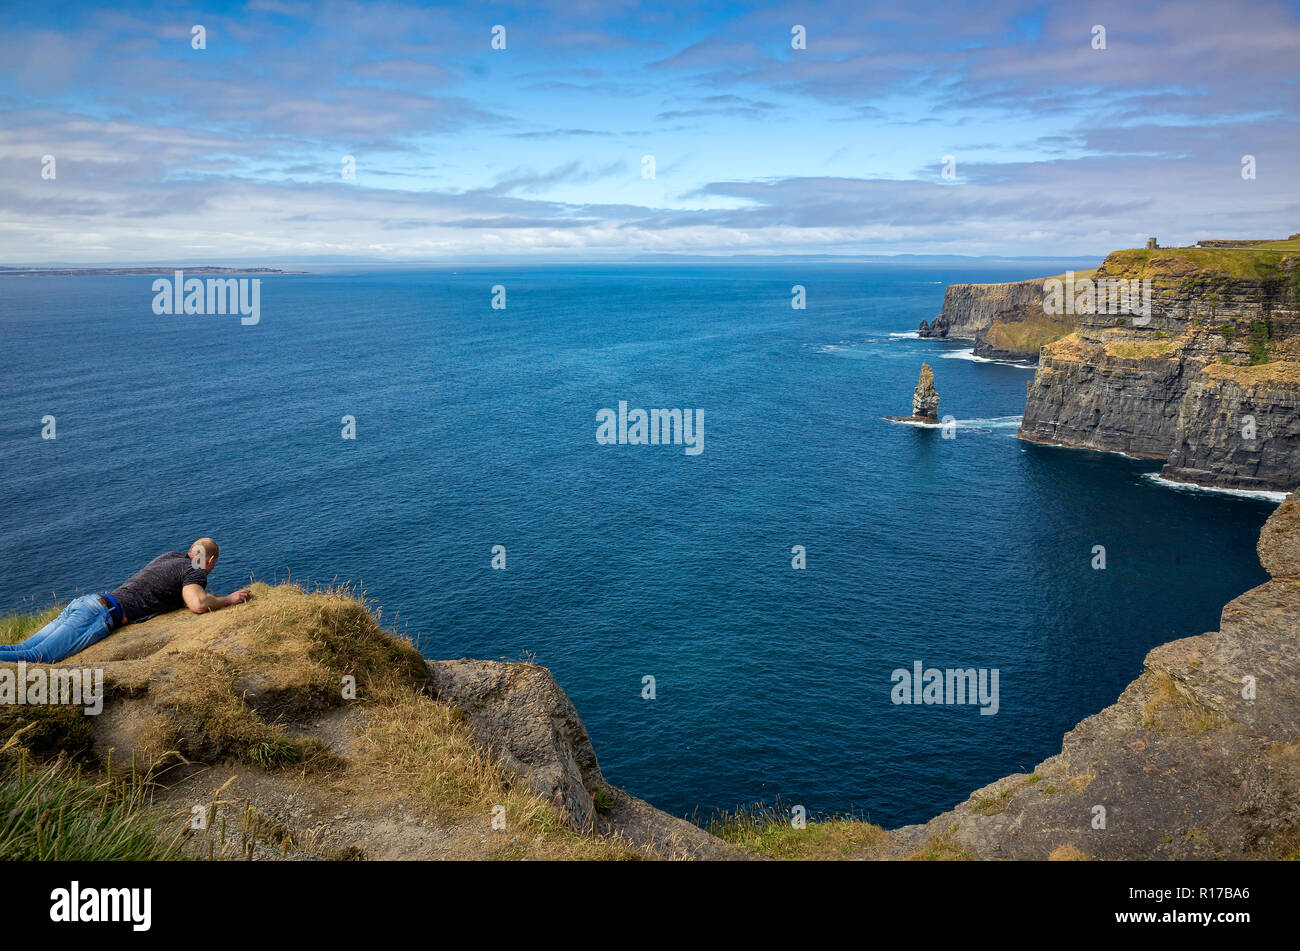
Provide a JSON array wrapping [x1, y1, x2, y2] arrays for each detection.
[[425, 659, 603, 829], [424, 658, 734, 857], [912, 364, 939, 420], [887, 364, 942, 424], [882, 487, 1300, 860], [1019, 246, 1300, 490], [919, 277, 1076, 360], [921, 279, 1046, 339], [0, 584, 738, 860]]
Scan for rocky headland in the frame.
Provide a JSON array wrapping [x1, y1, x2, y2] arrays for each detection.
[[920, 237, 1300, 490], [0, 585, 734, 860], [1019, 241, 1300, 491], [919, 273, 1084, 361]]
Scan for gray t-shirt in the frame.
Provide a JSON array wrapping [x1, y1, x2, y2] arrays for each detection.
[[109, 552, 208, 623]]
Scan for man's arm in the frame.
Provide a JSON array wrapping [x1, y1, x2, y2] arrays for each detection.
[[183, 583, 251, 614]]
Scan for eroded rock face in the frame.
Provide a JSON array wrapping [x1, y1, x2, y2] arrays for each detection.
[[920, 279, 1047, 341], [1258, 490, 1300, 579], [424, 659, 601, 829], [1018, 335, 1192, 460], [912, 364, 939, 420], [1161, 367, 1300, 490], [423, 657, 738, 858], [885, 488, 1300, 860], [1018, 253, 1300, 490]]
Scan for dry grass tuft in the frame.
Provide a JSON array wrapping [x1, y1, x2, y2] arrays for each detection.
[[1142, 671, 1223, 736], [705, 802, 887, 859], [909, 825, 977, 861], [1202, 360, 1300, 388], [1049, 844, 1089, 861], [355, 676, 642, 859], [1103, 339, 1175, 360]]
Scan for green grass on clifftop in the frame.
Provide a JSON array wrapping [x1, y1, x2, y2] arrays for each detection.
[[984, 311, 1075, 355], [706, 804, 888, 859], [1, 604, 61, 644], [0, 736, 185, 860], [1104, 244, 1298, 280], [1, 603, 187, 860]]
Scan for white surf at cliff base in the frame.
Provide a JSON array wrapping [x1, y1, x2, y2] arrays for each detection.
[[1141, 472, 1287, 503], [958, 415, 1024, 431], [883, 415, 1023, 433], [940, 347, 1035, 369]]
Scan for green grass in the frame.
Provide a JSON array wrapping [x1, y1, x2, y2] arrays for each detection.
[[1, 603, 61, 645], [1104, 246, 1297, 281], [706, 803, 888, 859], [1, 604, 98, 762], [909, 826, 977, 861], [1104, 339, 1175, 360], [0, 740, 184, 860], [3, 601, 174, 858], [1249, 320, 1273, 365], [983, 311, 1075, 355]]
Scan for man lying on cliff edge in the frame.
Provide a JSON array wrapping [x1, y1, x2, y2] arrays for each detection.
[[0, 538, 251, 664]]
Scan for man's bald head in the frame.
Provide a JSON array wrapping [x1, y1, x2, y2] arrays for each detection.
[[190, 537, 220, 573]]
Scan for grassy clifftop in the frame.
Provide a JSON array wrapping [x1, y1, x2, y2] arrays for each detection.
[[1100, 241, 1300, 280], [0, 584, 691, 860]]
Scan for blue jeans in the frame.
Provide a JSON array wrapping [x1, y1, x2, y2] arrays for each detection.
[[0, 595, 115, 663]]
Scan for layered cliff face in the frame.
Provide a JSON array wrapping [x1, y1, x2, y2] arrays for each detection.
[[1163, 363, 1300, 489], [919, 276, 1079, 360], [921, 278, 1047, 339], [1019, 245, 1300, 491], [1020, 334, 1194, 459]]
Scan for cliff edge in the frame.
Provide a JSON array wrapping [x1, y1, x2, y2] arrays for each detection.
[[1020, 242, 1300, 491], [878, 487, 1300, 860], [0, 585, 737, 860], [919, 273, 1088, 361]]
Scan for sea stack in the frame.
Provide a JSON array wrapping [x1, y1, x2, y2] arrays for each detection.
[[912, 364, 940, 421], [887, 363, 941, 424]]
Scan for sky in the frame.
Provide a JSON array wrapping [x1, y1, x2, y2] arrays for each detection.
[[1, 0, 1298, 263]]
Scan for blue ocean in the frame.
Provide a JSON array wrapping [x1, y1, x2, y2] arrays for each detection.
[[0, 265, 1275, 827]]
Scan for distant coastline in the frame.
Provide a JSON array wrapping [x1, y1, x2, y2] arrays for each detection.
[[0, 266, 305, 277]]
